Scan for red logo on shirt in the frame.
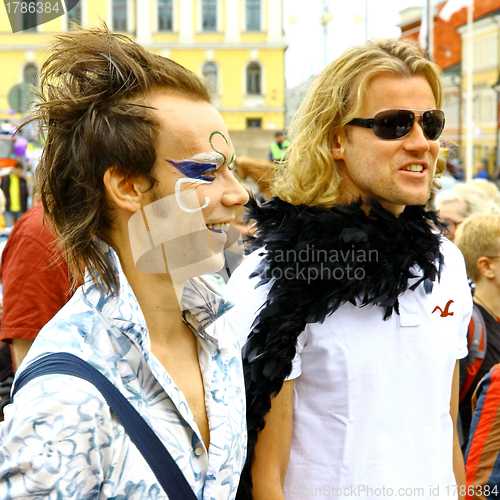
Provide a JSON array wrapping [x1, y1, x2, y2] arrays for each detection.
[[432, 300, 454, 317]]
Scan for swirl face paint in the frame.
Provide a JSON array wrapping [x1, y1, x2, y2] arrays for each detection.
[[175, 178, 210, 212]]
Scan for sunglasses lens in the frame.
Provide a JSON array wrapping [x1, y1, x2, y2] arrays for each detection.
[[372, 110, 414, 140], [422, 110, 445, 140]]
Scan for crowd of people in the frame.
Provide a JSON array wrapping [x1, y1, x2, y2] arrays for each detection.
[[1, 25, 500, 500]]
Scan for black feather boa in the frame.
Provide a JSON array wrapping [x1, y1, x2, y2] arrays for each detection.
[[236, 197, 446, 500]]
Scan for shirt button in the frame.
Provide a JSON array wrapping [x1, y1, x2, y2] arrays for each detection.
[[194, 446, 203, 456]]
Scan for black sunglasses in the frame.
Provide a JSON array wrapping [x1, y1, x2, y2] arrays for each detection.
[[347, 109, 445, 141]]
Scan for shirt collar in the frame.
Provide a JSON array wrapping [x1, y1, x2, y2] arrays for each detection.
[[182, 278, 233, 346]]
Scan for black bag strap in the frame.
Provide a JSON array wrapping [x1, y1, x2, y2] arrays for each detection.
[[12, 352, 198, 500]]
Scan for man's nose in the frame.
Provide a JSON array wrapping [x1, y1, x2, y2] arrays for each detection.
[[222, 172, 250, 207], [403, 118, 431, 152]]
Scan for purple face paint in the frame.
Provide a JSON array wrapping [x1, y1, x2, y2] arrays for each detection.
[[168, 160, 216, 182], [167, 152, 225, 183]]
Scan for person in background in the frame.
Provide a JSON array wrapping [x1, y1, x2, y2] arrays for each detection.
[[491, 164, 500, 188], [0, 188, 6, 221], [0, 343, 12, 421], [465, 362, 500, 497], [0, 122, 14, 135], [214, 204, 257, 286], [435, 184, 500, 242], [454, 214, 500, 449], [439, 161, 458, 191], [0, 186, 6, 233], [455, 184, 500, 216], [435, 189, 467, 242], [475, 164, 489, 180], [0, 162, 28, 228], [269, 130, 290, 162], [469, 178, 500, 206], [0, 198, 77, 372]]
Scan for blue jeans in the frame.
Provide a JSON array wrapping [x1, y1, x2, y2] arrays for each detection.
[[4, 211, 23, 228]]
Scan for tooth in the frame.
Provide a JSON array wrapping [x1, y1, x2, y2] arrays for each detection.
[[406, 164, 422, 172]]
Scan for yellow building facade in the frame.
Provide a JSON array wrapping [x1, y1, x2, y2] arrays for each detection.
[[0, 0, 286, 133], [458, 14, 500, 174]]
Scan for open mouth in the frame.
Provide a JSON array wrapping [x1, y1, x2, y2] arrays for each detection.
[[402, 164, 425, 173], [207, 223, 230, 233]]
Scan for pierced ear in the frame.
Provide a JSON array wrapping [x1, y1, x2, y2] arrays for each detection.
[[103, 167, 148, 213], [331, 132, 344, 160], [477, 256, 495, 280]]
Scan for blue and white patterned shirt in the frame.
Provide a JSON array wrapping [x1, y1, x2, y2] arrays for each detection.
[[0, 242, 246, 499]]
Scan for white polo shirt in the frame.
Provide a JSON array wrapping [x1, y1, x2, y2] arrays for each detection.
[[225, 236, 471, 500]]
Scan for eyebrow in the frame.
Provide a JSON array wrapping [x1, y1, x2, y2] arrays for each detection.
[[189, 152, 225, 167]]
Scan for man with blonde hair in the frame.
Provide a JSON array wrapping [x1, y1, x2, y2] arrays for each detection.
[[226, 38, 471, 499], [0, 27, 248, 499], [455, 215, 500, 447]]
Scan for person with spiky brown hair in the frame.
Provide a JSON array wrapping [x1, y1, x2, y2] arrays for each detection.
[[0, 26, 248, 499]]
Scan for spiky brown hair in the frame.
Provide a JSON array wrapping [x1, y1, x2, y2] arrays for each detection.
[[26, 24, 210, 291]]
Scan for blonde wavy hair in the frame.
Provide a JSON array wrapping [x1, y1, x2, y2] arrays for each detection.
[[274, 38, 444, 208], [455, 214, 500, 282]]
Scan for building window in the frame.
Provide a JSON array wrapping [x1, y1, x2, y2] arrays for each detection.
[[202, 0, 217, 31], [202, 62, 218, 92], [246, 0, 260, 31], [158, 0, 173, 31], [22, 0, 37, 31], [113, 0, 127, 31], [463, 34, 499, 74], [67, 0, 82, 28], [247, 118, 262, 129], [247, 62, 261, 95], [442, 95, 459, 128], [24, 63, 38, 87]]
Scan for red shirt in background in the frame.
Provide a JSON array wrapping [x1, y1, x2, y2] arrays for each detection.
[[0, 203, 76, 343]]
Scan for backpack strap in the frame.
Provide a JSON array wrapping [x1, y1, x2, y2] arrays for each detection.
[[12, 352, 198, 500], [459, 303, 487, 402]]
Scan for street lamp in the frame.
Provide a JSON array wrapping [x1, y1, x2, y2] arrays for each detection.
[[319, 0, 334, 67], [354, 0, 369, 40], [319, 11, 334, 25]]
